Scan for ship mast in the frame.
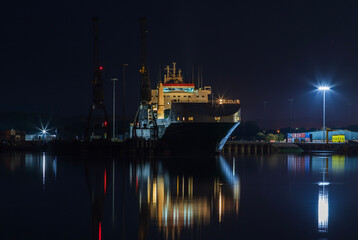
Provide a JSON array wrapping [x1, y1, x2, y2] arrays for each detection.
[[164, 62, 183, 84]]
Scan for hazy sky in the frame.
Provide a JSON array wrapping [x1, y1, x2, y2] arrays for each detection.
[[1, 0, 358, 129]]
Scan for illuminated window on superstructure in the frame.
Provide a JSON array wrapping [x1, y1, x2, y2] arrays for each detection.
[[215, 117, 220, 122]]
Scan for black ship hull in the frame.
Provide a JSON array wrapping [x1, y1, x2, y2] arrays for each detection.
[[160, 122, 240, 154]]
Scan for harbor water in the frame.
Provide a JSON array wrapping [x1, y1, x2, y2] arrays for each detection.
[[1, 152, 358, 239]]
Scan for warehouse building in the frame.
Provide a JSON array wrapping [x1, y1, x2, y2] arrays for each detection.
[[0, 129, 25, 143], [288, 129, 358, 143]]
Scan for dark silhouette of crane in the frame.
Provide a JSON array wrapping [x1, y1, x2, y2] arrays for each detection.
[[85, 17, 110, 141], [132, 17, 158, 139]]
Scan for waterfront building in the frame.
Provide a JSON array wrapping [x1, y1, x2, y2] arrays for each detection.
[[288, 129, 358, 143], [0, 129, 25, 143]]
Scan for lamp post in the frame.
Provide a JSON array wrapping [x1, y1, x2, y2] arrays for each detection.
[[111, 78, 118, 141], [318, 86, 330, 131], [318, 86, 330, 142], [122, 64, 128, 142]]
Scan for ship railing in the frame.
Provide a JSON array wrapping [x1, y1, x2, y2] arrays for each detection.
[[216, 99, 240, 104]]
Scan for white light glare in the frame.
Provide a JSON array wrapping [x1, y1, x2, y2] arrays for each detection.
[[42, 129, 47, 134], [318, 182, 330, 186], [318, 86, 330, 91], [318, 188, 329, 232]]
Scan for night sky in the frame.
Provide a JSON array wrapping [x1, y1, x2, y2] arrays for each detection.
[[2, 0, 358, 129]]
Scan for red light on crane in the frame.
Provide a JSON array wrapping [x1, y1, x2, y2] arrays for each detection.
[[104, 121, 108, 127], [99, 66, 103, 70]]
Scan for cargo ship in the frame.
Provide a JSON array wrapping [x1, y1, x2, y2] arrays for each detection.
[[130, 62, 241, 153]]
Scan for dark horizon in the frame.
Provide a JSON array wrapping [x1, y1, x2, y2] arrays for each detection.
[[1, 0, 358, 129]]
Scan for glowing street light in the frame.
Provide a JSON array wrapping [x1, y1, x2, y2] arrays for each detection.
[[318, 86, 330, 91], [318, 86, 330, 131]]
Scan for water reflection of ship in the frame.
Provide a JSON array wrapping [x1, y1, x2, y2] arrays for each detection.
[[130, 155, 240, 239]]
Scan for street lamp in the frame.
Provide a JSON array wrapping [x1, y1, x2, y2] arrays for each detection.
[[122, 64, 128, 142], [111, 78, 118, 141], [318, 86, 330, 131]]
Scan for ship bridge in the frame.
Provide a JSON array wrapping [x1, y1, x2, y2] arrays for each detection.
[[162, 83, 195, 93]]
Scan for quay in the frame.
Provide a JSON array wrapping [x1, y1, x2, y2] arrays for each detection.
[[222, 141, 358, 154], [222, 141, 284, 154], [0, 139, 160, 155]]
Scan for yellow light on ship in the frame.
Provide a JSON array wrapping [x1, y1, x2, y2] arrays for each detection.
[[219, 98, 223, 104]]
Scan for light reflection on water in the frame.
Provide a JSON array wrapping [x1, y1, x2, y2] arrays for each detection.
[[131, 155, 240, 239], [318, 183, 329, 233], [2, 152, 358, 239]]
